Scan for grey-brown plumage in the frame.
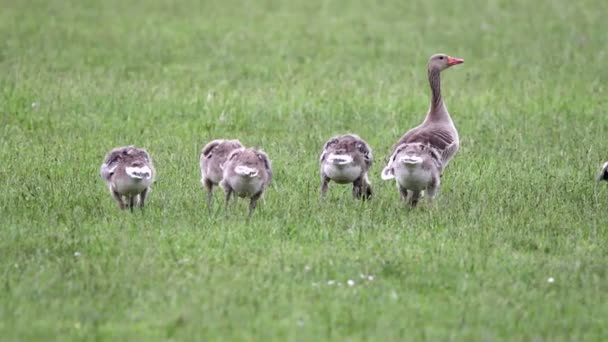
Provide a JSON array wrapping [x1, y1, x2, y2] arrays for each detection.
[[391, 53, 464, 169], [220, 147, 272, 216], [381, 142, 442, 207], [200, 139, 244, 208], [319, 134, 373, 200], [100, 146, 156, 211], [597, 162, 608, 183]]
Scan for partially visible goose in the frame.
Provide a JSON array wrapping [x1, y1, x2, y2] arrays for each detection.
[[319, 133, 373, 200], [390, 53, 464, 169], [100, 145, 156, 211], [220, 147, 272, 216], [381, 142, 442, 207], [200, 139, 244, 207], [597, 161, 608, 183]]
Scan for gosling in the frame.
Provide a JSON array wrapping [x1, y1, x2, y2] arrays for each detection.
[[100, 145, 156, 211], [220, 147, 272, 216], [200, 139, 244, 207], [597, 161, 608, 183], [319, 134, 373, 200], [381, 142, 442, 207]]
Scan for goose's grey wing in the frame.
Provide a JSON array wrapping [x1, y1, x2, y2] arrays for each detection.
[[397, 126, 455, 151], [396, 125, 458, 165], [440, 141, 459, 167]]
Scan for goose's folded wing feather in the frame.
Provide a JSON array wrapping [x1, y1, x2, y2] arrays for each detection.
[[440, 141, 459, 166], [397, 126, 455, 152]]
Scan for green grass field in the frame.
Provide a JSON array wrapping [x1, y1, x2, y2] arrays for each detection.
[[2, 0, 608, 340]]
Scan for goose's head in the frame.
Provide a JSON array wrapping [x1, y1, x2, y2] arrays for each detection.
[[428, 53, 464, 72]]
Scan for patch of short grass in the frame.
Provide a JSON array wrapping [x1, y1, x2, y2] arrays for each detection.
[[1, 0, 608, 340]]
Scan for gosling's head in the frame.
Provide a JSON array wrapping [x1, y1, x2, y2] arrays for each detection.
[[320, 134, 373, 168], [382, 143, 441, 179], [100, 145, 154, 182], [201, 139, 244, 162], [396, 143, 435, 167], [225, 147, 272, 183]]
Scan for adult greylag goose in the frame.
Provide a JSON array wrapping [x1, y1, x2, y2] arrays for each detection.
[[596, 161, 608, 183], [389, 53, 463, 168], [200, 139, 244, 207], [100, 145, 156, 211], [382, 53, 463, 203], [319, 133, 373, 200], [220, 147, 272, 216], [381, 142, 442, 207]]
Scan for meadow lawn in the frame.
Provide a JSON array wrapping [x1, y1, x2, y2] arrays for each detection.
[[1, 0, 608, 340]]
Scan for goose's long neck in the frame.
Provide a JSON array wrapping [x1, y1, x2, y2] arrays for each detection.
[[426, 68, 448, 122]]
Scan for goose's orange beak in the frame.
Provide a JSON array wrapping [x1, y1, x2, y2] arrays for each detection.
[[447, 56, 464, 66]]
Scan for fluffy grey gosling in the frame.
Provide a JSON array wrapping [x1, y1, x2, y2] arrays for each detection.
[[200, 139, 244, 207], [220, 147, 272, 216], [381, 142, 442, 207], [319, 134, 373, 200], [597, 161, 608, 183], [100, 146, 156, 211]]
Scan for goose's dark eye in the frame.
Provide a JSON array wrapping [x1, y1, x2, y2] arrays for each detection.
[[438, 56, 444, 60]]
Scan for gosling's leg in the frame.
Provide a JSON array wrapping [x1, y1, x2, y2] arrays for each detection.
[[320, 175, 330, 198], [352, 176, 370, 200], [399, 187, 409, 203], [128, 195, 135, 212], [361, 174, 372, 200], [111, 189, 126, 210], [248, 191, 263, 217], [204, 179, 214, 211], [409, 191, 421, 208], [139, 188, 149, 208], [425, 174, 440, 206]]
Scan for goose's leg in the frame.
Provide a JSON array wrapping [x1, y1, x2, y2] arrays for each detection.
[[320, 174, 330, 198]]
